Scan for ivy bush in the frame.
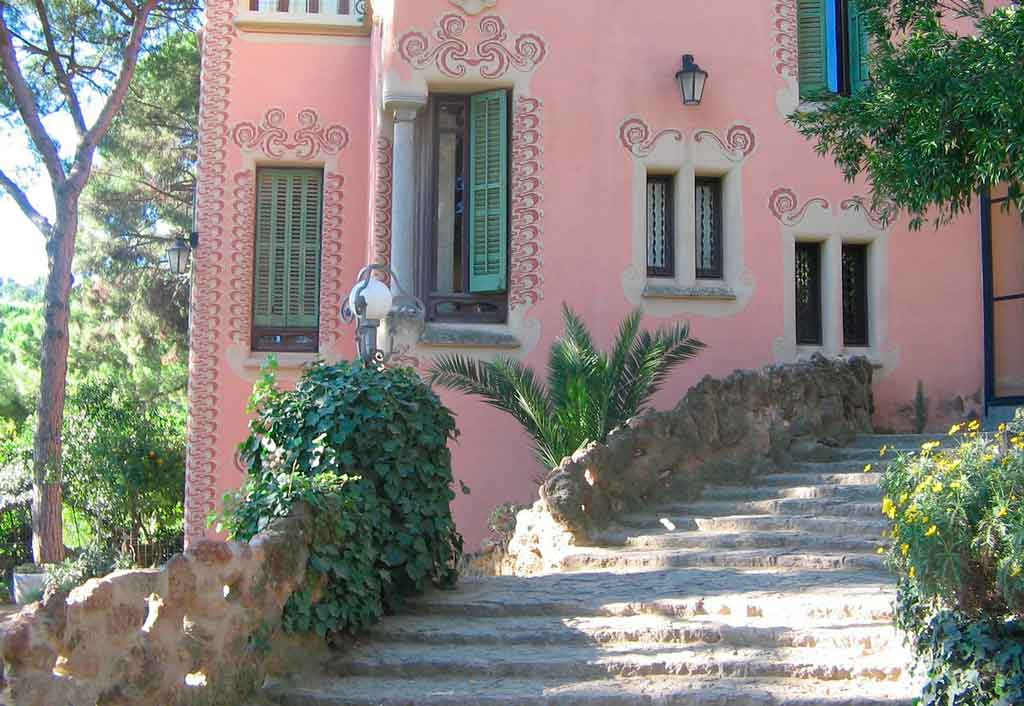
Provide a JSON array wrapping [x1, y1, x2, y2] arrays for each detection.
[[222, 360, 463, 638], [880, 414, 1024, 705]]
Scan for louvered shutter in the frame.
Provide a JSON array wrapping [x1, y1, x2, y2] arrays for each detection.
[[847, 0, 871, 94], [798, 0, 829, 99], [468, 90, 509, 294], [253, 168, 323, 330]]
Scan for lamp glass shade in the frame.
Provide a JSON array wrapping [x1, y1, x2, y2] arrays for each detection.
[[166, 237, 191, 275], [676, 54, 708, 106], [349, 277, 393, 321]]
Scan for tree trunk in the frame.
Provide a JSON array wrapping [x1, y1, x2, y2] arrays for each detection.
[[31, 193, 79, 565]]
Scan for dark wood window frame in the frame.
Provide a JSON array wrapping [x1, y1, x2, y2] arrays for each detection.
[[251, 167, 323, 354], [795, 241, 824, 346], [417, 92, 511, 325], [645, 174, 675, 279], [842, 242, 870, 347], [695, 176, 724, 280]]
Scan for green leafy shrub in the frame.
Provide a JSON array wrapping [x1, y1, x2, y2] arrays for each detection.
[[430, 305, 704, 471], [881, 415, 1024, 705], [223, 360, 463, 638], [44, 544, 133, 595], [0, 431, 32, 576]]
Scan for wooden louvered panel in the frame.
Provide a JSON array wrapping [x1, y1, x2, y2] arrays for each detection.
[[468, 90, 509, 294], [798, 0, 829, 99]]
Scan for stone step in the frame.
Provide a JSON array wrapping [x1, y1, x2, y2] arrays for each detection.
[[849, 433, 947, 449], [411, 579, 899, 624], [616, 513, 889, 537], [257, 674, 920, 706], [656, 497, 883, 519], [700, 482, 883, 502], [328, 642, 909, 682], [558, 547, 885, 573], [591, 529, 887, 554], [365, 615, 903, 653], [756, 471, 882, 487]]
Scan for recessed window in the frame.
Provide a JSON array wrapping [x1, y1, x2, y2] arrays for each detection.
[[252, 168, 323, 353], [795, 242, 824, 346], [799, 0, 870, 99], [842, 243, 869, 346], [695, 177, 723, 280], [646, 175, 675, 278], [423, 91, 510, 323]]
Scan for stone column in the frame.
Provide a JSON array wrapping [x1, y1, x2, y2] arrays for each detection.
[[387, 101, 425, 296]]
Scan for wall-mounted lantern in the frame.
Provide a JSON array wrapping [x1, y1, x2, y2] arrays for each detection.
[[341, 264, 424, 366], [165, 234, 197, 276], [676, 54, 708, 106]]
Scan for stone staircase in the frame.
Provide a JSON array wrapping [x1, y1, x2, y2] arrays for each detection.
[[252, 435, 937, 705]]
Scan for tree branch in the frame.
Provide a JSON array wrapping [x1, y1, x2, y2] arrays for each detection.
[[32, 0, 86, 135], [69, 0, 159, 193], [0, 167, 53, 236], [0, 10, 65, 188]]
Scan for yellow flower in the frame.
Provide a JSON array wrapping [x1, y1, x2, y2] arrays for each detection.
[[998, 507, 1009, 518], [1012, 565, 1021, 578], [876, 547, 886, 555], [999, 423, 1008, 433], [901, 543, 910, 556], [949, 424, 962, 436], [926, 525, 939, 537], [909, 567, 917, 579], [932, 481, 944, 493], [969, 420, 981, 432], [863, 463, 874, 473], [880, 445, 889, 457], [899, 492, 909, 506], [882, 497, 897, 520], [922, 441, 941, 452]]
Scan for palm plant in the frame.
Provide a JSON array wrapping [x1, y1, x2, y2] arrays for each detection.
[[429, 305, 705, 472]]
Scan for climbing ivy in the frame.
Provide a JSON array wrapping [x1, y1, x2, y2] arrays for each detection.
[[222, 360, 464, 637]]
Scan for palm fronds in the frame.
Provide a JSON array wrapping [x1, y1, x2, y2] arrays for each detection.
[[428, 306, 705, 475]]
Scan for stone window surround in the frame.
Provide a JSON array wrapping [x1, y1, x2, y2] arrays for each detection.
[[774, 204, 894, 370], [622, 127, 755, 320]]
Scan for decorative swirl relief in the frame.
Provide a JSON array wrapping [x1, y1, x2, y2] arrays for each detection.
[[187, 0, 234, 546], [694, 124, 757, 160], [398, 14, 547, 79], [319, 173, 345, 349], [510, 96, 545, 310], [231, 108, 350, 160], [841, 196, 897, 230], [773, 0, 798, 79], [373, 137, 394, 277], [769, 187, 831, 226], [227, 171, 255, 347], [618, 117, 683, 158]]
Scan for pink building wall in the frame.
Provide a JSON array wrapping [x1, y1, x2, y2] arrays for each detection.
[[192, 0, 988, 550]]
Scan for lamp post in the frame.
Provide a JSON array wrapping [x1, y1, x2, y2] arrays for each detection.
[[676, 54, 709, 106], [341, 264, 424, 366]]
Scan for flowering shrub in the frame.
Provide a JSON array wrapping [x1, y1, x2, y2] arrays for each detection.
[[880, 415, 1024, 705]]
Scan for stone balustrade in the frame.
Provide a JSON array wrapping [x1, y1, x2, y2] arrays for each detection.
[[508, 355, 875, 574], [2, 508, 311, 706]]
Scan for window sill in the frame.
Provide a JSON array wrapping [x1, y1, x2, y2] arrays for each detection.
[[419, 323, 522, 350], [243, 352, 321, 370], [795, 346, 884, 369], [234, 10, 371, 36], [642, 283, 738, 301]]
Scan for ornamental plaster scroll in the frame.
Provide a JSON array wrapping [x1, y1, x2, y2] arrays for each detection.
[[509, 96, 544, 310], [449, 0, 497, 15], [768, 188, 894, 231], [397, 14, 547, 79], [618, 116, 757, 320], [187, 0, 235, 546], [841, 196, 898, 231], [230, 108, 350, 159], [373, 136, 394, 277], [773, 0, 801, 117]]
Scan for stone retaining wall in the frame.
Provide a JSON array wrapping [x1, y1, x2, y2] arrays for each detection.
[[1, 509, 311, 706], [508, 355, 874, 574]]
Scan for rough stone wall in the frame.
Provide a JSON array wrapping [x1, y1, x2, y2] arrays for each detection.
[[508, 355, 874, 574], [1, 509, 311, 706]]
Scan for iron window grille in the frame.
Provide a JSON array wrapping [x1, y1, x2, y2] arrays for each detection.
[[646, 175, 675, 278], [695, 177, 723, 280], [795, 241, 823, 346], [842, 243, 869, 347]]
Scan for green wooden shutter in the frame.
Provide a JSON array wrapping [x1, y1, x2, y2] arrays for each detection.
[[798, 0, 829, 99], [847, 0, 871, 94], [253, 168, 323, 330], [468, 90, 509, 294]]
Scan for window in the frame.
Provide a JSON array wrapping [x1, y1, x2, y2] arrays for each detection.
[[646, 175, 675, 278], [252, 168, 323, 353], [798, 0, 870, 99], [423, 90, 510, 323], [249, 0, 358, 15], [842, 243, 869, 346], [795, 242, 823, 345], [695, 177, 723, 280]]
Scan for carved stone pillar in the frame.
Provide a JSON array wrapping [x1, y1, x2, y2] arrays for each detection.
[[387, 100, 425, 296]]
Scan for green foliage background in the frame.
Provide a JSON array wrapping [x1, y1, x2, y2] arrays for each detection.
[[223, 361, 464, 638]]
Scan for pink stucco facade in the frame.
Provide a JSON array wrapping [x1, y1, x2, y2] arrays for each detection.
[[190, 0, 1009, 550]]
